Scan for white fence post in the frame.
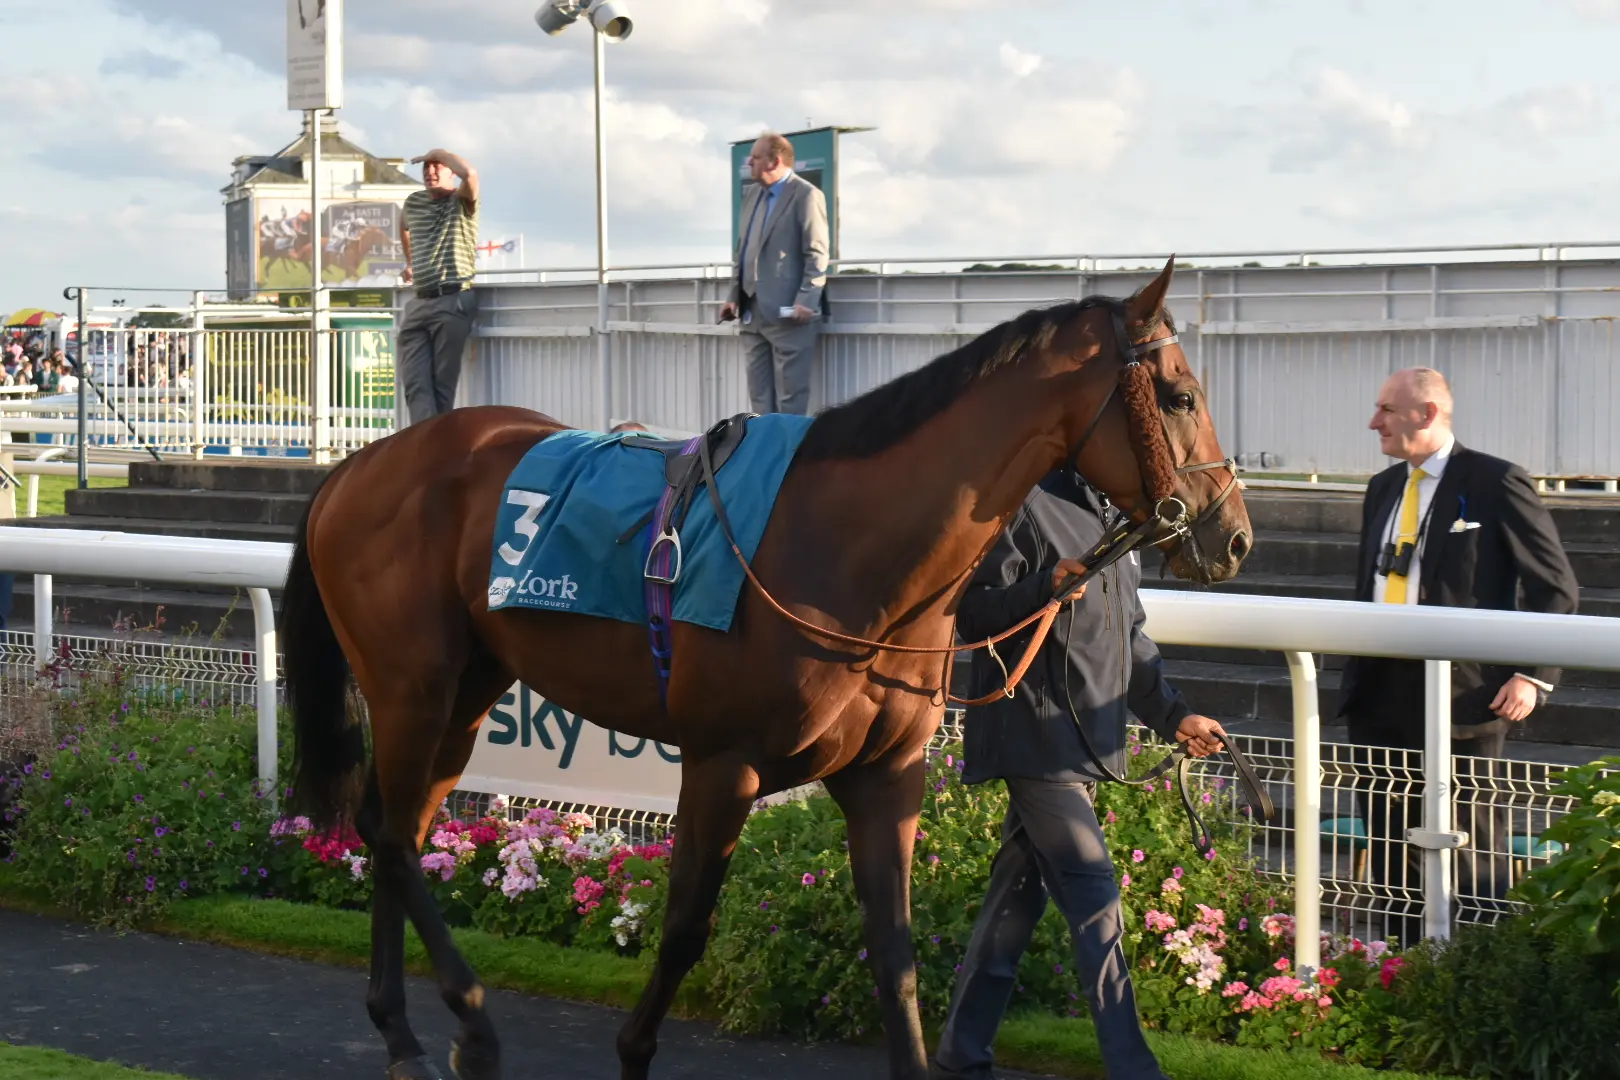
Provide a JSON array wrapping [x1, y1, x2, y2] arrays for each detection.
[[249, 587, 279, 807], [1418, 659, 1458, 941], [191, 290, 206, 458], [32, 573, 52, 673], [1284, 650, 1321, 976]]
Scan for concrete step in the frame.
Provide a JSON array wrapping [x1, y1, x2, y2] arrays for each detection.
[[128, 459, 331, 495], [1240, 490, 1620, 545], [6, 578, 264, 641], [63, 487, 309, 527], [8, 513, 296, 543], [1163, 659, 1620, 749], [1240, 531, 1358, 578]]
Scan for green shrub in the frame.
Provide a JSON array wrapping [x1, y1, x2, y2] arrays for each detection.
[[1514, 756, 1620, 957], [700, 742, 1365, 1049], [1392, 917, 1620, 1079], [4, 682, 280, 928]]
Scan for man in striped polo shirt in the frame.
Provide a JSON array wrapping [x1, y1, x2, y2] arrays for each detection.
[[398, 147, 480, 424]]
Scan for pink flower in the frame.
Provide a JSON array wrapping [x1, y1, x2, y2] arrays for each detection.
[[1221, 981, 1249, 999], [1380, 956, 1405, 990], [1274, 956, 1291, 971], [1317, 967, 1341, 989], [801, 872, 816, 886], [1238, 991, 1265, 1012], [1172, 866, 1184, 879], [1317, 995, 1333, 1008], [1204, 849, 1217, 861], [1120, 873, 1132, 889], [1144, 910, 1178, 932], [1105, 810, 1116, 824], [1238, 918, 1249, 931], [1131, 849, 1145, 863], [1161, 877, 1182, 895]]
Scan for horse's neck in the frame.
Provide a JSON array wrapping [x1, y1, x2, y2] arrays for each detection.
[[802, 366, 1077, 638]]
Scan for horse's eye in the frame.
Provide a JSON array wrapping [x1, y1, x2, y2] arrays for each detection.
[[1171, 392, 1196, 413]]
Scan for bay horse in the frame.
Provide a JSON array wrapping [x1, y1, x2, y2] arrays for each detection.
[[281, 259, 1252, 1080]]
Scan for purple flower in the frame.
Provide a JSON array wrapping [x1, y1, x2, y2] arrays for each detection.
[[759, 901, 770, 911], [21, 763, 31, 775], [858, 949, 868, 961], [128, 752, 138, 761], [258, 867, 268, 878], [133, 794, 144, 803], [801, 872, 816, 886], [1053, 963, 1063, 974], [232, 821, 242, 832], [144, 877, 155, 892], [63, 797, 72, 808], [155, 827, 169, 837], [769, 925, 779, 935], [41, 770, 51, 780], [178, 881, 188, 891], [1238, 918, 1249, 931], [927, 854, 940, 865], [930, 935, 940, 944]]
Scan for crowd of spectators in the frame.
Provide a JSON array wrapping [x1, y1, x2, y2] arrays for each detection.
[[1, 336, 78, 397]]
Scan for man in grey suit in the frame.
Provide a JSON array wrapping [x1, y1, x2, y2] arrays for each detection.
[[719, 132, 829, 416]]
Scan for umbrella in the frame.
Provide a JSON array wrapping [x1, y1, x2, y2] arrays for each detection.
[[4, 308, 56, 327]]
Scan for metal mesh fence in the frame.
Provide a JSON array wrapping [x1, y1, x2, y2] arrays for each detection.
[[0, 628, 1591, 933]]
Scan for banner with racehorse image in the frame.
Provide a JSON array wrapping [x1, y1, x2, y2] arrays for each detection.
[[254, 197, 405, 291]]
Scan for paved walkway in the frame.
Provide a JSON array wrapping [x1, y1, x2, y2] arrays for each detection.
[[0, 909, 1051, 1079]]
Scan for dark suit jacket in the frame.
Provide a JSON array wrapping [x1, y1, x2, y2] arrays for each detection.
[[956, 471, 1190, 785], [1337, 443, 1579, 747]]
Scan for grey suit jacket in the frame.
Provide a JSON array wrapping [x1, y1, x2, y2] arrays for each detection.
[[726, 172, 830, 325]]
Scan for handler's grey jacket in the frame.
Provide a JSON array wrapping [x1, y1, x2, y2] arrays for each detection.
[[957, 469, 1190, 786]]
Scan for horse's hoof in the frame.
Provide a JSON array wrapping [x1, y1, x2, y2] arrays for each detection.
[[387, 1056, 444, 1080], [449, 1037, 501, 1080]]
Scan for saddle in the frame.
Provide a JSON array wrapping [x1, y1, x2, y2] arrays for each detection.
[[619, 413, 754, 702], [618, 412, 752, 582]]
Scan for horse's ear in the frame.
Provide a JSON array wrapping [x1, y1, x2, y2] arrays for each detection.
[[1127, 255, 1176, 328]]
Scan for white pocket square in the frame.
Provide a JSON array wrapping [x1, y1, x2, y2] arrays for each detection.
[[1449, 519, 1482, 533]]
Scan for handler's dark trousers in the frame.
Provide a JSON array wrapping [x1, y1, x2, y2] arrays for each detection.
[[398, 287, 478, 425], [935, 778, 1167, 1080]]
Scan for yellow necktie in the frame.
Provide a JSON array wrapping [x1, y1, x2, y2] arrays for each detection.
[[1383, 466, 1426, 604]]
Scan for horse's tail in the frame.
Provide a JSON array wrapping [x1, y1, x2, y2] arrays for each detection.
[[282, 477, 367, 830]]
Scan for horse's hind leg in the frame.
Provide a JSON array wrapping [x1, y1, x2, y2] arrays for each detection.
[[823, 756, 929, 1080], [359, 655, 510, 1080], [616, 754, 759, 1080]]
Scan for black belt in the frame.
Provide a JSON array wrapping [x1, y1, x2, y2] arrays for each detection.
[[415, 281, 465, 300]]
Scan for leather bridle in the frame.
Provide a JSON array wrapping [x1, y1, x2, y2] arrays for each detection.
[[1045, 299, 1241, 603]]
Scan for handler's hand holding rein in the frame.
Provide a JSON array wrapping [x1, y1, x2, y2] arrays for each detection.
[[1051, 558, 1090, 602], [1176, 714, 1227, 759]]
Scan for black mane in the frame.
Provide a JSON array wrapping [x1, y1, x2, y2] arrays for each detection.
[[796, 298, 1118, 463]]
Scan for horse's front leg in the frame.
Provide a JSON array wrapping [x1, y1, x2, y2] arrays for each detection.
[[824, 755, 929, 1080]]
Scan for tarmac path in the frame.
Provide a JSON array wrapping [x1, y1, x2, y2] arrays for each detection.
[[0, 908, 1051, 1079]]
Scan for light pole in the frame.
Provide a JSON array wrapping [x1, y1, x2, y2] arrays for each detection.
[[535, 0, 632, 431]]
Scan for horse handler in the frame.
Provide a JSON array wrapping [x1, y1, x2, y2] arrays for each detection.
[[931, 466, 1227, 1080], [398, 147, 480, 425]]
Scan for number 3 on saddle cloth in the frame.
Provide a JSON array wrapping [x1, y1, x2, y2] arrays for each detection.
[[485, 412, 812, 703]]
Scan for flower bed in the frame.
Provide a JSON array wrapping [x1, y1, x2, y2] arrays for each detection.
[[5, 683, 1618, 1078]]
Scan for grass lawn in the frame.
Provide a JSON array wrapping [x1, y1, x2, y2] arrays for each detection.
[[14, 474, 126, 520], [0, 1044, 190, 1080]]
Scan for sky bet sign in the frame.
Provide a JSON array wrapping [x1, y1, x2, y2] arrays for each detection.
[[460, 684, 685, 814]]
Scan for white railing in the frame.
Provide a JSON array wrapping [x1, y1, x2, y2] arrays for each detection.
[[4, 526, 1620, 976]]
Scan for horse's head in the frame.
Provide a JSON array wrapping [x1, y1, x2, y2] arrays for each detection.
[[1068, 258, 1251, 585]]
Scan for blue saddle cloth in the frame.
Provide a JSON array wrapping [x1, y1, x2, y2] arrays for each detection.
[[486, 413, 813, 632]]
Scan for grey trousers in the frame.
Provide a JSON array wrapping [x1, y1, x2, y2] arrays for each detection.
[[935, 778, 1167, 1080], [741, 316, 817, 416], [398, 288, 479, 425]]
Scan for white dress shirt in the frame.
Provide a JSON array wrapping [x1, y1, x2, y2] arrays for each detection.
[[1372, 435, 1455, 606]]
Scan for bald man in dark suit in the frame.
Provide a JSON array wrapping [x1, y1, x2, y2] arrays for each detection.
[[1338, 367, 1578, 945]]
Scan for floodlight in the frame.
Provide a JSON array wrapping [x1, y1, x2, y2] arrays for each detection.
[[534, 0, 585, 36], [587, 0, 633, 41]]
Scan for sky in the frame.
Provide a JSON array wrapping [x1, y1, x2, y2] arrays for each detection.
[[3, 0, 1620, 311]]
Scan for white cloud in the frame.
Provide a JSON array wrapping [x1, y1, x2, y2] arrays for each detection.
[[999, 42, 1042, 78], [1314, 68, 1420, 146]]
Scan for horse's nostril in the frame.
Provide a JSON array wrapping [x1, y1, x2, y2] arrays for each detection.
[[1229, 531, 1251, 561]]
